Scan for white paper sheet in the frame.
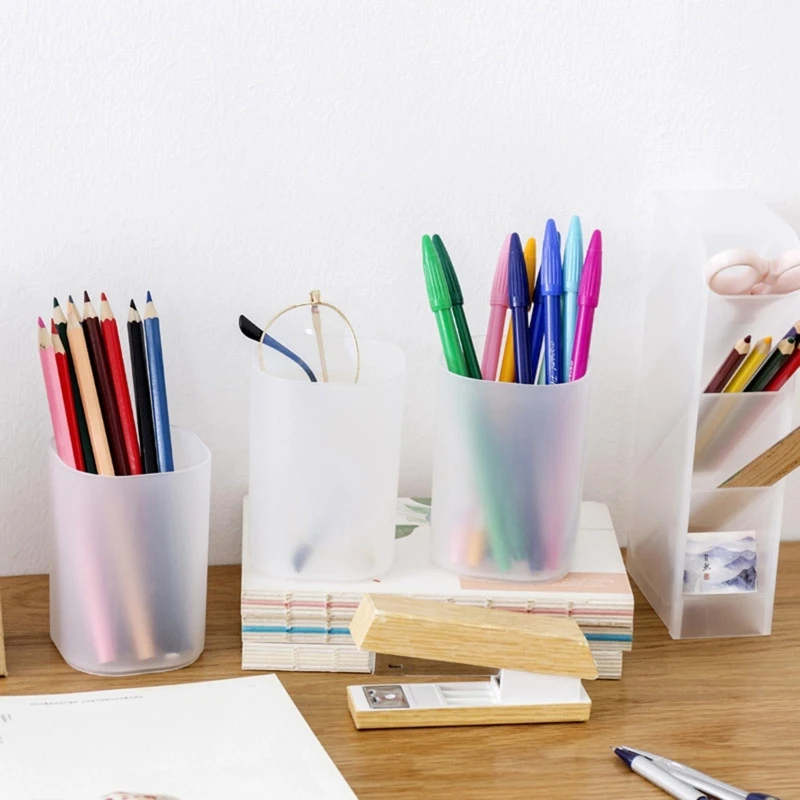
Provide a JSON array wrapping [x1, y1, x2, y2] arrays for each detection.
[[0, 676, 356, 800]]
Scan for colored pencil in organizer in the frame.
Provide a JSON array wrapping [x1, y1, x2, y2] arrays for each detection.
[[53, 299, 96, 473], [143, 292, 174, 472], [723, 336, 772, 393], [499, 237, 536, 382], [83, 292, 130, 475], [703, 335, 752, 393], [100, 293, 142, 474], [745, 336, 796, 392], [766, 344, 800, 391], [51, 321, 85, 471], [37, 317, 75, 468], [128, 301, 159, 474], [66, 301, 114, 475]]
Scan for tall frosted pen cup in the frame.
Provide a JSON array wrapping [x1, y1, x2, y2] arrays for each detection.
[[249, 336, 405, 580], [431, 367, 590, 581], [48, 426, 211, 676]]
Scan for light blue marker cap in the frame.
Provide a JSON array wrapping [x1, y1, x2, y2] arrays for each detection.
[[563, 216, 584, 293]]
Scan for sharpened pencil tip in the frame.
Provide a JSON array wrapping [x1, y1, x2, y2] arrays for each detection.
[[53, 297, 60, 308], [83, 290, 90, 303], [146, 290, 152, 302], [37, 316, 45, 328], [100, 292, 107, 301], [68, 295, 75, 304], [130, 299, 137, 310]]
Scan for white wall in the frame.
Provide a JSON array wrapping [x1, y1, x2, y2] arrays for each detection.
[[3, 1, 800, 575]]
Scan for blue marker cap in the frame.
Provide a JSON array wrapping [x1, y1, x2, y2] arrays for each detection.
[[540, 219, 563, 296], [563, 216, 584, 292], [507, 233, 529, 309]]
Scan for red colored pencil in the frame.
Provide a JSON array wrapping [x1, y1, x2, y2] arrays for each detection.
[[704, 335, 751, 393], [100, 293, 143, 474], [51, 320, 85, 471], [765, 345, 800, 391], [82, 291, 131, 476]]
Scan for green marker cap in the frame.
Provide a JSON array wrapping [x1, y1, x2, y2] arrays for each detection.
[[422, 235, 452, 312], [432, 235, 463, 306]]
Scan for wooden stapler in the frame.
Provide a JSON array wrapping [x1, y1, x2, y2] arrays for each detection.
[[346, 594, 598, 729]]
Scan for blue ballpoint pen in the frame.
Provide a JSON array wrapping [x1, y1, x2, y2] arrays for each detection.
[[528, 269, 544, 379], [507, 233, 531, 384], [541, 219, 563, 384], [562, 216, 584, 371], [620, 747, 782, 800]]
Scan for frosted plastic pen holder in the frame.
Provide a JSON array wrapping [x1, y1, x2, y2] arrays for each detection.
[[248, 338, 406, 581], [431, 367, 590, 582], [48, 426, 211, 676]]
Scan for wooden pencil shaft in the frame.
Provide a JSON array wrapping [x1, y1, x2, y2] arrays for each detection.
[[101, 311, 142, 475], [128, 317, 158, 474], [55, 319, 97, 474], [66, 316, 114, 475], [720, 425, 800, 488], [143, 310, 174, 472], [350, 595, 597, 678], [744, 338, 796, 392], [82, 309, 130, 475], [704, 337, 750, 393]]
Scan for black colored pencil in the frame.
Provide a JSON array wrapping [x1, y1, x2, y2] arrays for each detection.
[[128, 300, 158, 474], [53, 298, 97, 473]]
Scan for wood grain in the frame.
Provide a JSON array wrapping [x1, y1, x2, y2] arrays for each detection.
[[348, 689, 591, 729], [351, 594, 597, 678], [1, 549, 800, 799], [720, 424, 800, 487], [0, 593, 5, 677]]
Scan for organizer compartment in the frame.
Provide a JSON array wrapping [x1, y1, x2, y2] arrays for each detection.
[[629, 191, 797, 639]]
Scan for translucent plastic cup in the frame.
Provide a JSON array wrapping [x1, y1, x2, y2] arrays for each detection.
[[48, 426, 211, 675], [248, 337, 405, 580], [430, 367, 590, 582]]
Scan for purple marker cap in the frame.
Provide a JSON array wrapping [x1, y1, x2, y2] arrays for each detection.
[[490, 234, 512, 307], [540, 219, 563, 297], [578, 230, 602, 307]]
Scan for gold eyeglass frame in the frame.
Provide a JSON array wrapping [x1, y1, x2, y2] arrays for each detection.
[[257, 290, 360, 383]]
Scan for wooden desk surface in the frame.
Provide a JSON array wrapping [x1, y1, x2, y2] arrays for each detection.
[[1, 547, 799, 799]]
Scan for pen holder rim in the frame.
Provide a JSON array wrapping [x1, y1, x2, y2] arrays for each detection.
[[47, 425, 211, 479]]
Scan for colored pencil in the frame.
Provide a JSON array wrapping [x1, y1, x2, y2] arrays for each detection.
[[499, 237, 536, 382], [128, 301, 159, 474], [723, 336, 772, 393], [766, 345, 800, 391], [51, 321, 85, 471], [66, 304, 114, 475], [53, 299, 96, 473], [83, 292, 130, 476], [38, 317, 75, 468], [143, 291, 174, 472], [703, 335, 752, 393], [100, 293, 142, 474], [744, 335, 797, 392]]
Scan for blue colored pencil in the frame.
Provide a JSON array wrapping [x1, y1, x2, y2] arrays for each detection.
[[143, 291, 174, 472]]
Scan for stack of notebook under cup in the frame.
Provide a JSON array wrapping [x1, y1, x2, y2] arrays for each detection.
[[241, 498, 634, 679]]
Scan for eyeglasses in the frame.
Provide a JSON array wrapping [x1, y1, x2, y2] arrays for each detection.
[[239, 291, 360, 383], [705, 247, 800, 295]]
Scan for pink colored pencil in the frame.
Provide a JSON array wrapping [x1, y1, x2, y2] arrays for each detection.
[[569, 230, 602, 381], [38, 317, 75, 468], [480, 235, 511, 380]]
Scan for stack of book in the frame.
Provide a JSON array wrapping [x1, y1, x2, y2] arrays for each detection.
[[241, 498, 634, 679]]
